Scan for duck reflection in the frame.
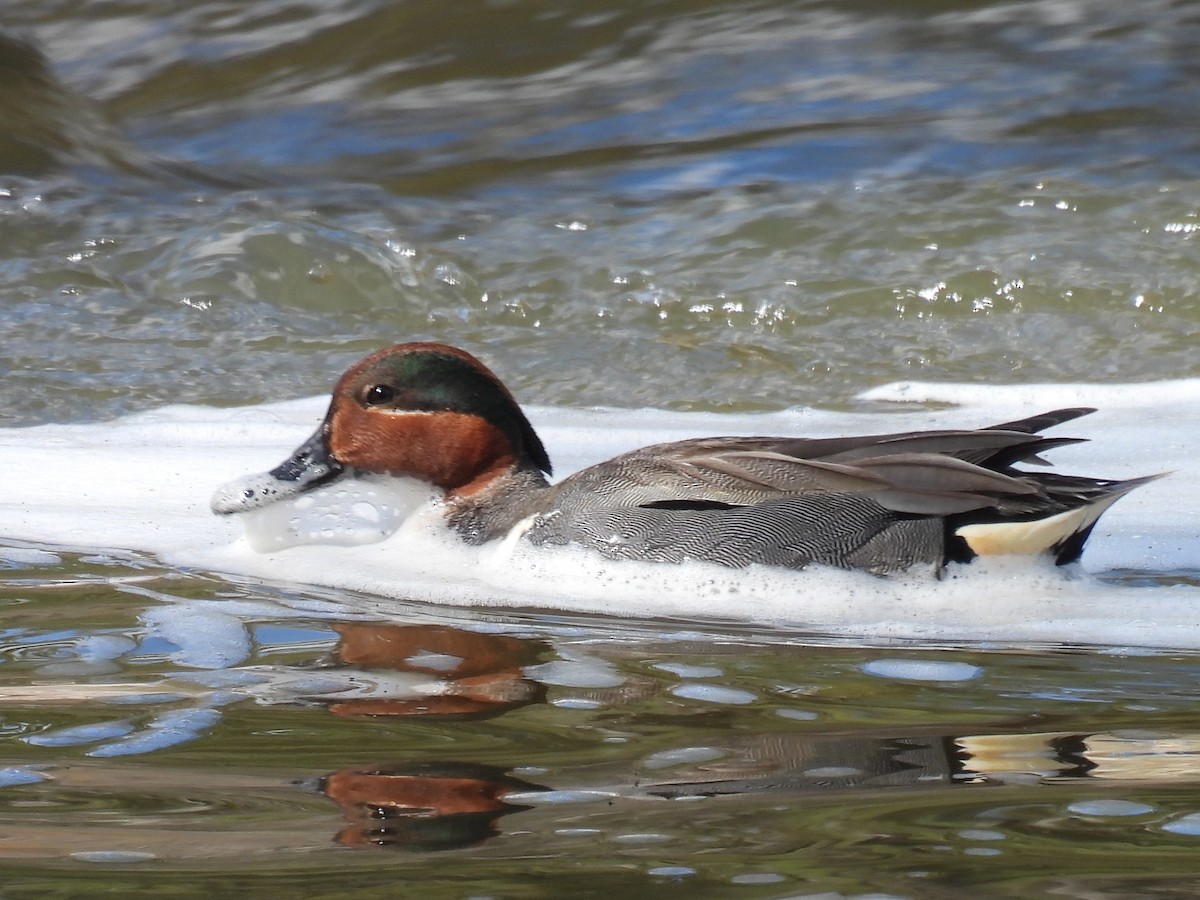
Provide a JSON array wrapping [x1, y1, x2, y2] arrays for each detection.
[[638, 729, 1200, 798], [317, 726, 1200, 852], [318, 622, 549, 718], [956, 730, 1200, 783], [305, 622, 550, 850], [320, 761, 546, 851], [642, 731, 963, 798], [231, 619, 1200, 800]]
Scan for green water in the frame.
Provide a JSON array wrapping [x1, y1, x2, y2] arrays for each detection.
[[4, 545, 1200, 897], [2, 2, 1200, 426]]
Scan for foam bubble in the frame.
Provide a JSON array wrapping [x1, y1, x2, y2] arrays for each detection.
[[23, 721, 136, 747], [141, 603, 251, 670], [670, 683, 757, 705], [958, 828, 1006, 841], [0, 766, 48, 786], [862, 659, 984, 682], [648, 866, 696, 877], [507, 789, 618, 805], [1069, 799, 1155, 817], [643, 747, 725, 769], [0, 547, 61, 567], [1162, 813, 1200, 836], [654, 662, 723, 678], [805, 766, 863, 778], [85, 708, 221, 758], [729, 873, 786, 885], [527, 656, 625, 689], [775, 708, 818, 721], [238, 476, 434, 551]]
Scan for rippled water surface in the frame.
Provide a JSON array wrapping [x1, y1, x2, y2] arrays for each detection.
[[3, 0, 1200, 895], [3, 0, 1200, 425], [5, 544, 1200, 898]]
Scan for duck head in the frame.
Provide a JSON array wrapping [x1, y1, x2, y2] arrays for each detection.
[[211, 342, 552, 516]]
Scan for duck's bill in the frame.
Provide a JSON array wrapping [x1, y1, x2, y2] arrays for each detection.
[[211, 428, 345, 515]]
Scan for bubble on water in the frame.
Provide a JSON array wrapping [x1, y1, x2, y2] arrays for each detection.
[[551, 697, 603, 710], [654, 662, 723, 678], [0, 547, 61, 567], [142, 602, 251, 669], [643, 746, 725, 769], [86, 708, 222, 758], [670, 683, 756, 705], [528, 654, 624, 688], [0, 766, 48, 786], [861, 659, 983, 682], [775, 707, 818, 721], [648, 866, 695, 877], [729, 873, 786, 885], [1161, 812, 1200, 835], [77, 635, 138, 662], [614, 832, 670, 844], [1068, 799, 1155, 817], [24, 721, 135, 747], [403, 651, 463, 672], [506, 789, 617, 805], [959, 828, 1006, 841]]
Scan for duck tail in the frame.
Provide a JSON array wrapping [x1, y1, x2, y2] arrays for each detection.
[[984, 407, 1096, 434], [949, 473, 1164, 565]]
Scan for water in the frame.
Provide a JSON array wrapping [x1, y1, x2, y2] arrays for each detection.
[[3, 0, 1200, 895]]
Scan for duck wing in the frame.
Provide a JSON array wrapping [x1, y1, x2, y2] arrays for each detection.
[[552, 410, 1094, 516], [533, 409, 1149, 572]]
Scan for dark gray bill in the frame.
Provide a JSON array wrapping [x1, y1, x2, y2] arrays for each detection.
[[211, 428, 346, 515]]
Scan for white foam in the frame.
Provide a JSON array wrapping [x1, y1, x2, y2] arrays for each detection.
[[233, 474, 434, 551], [23, 721, 137, 748], [1, 381, 1198, 649], [861, 659, 983, 682], [1067, 800, 1155, 817], [85, 708, 222, 758], [862, 378, 1200, 409], [670, 683, 758, 705]]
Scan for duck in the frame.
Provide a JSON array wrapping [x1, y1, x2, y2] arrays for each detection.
[[211, 342, 1157, 575]]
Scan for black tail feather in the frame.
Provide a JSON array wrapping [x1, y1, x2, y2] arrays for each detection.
[[986, 407, 1095, 435]]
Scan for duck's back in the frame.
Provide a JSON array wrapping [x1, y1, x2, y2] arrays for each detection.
[[524, 409, 1155, 574]]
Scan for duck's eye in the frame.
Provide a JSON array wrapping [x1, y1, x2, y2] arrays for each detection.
[[364, 384, 397, 406]]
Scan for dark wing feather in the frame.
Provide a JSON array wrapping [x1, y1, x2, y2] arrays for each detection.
[[984, 407, 1095, 434], [552, 423, 1070, 517], [537, 409, 1139, 572]]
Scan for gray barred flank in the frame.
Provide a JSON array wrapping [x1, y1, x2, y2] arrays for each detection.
[[527, 495, 944, 575]]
